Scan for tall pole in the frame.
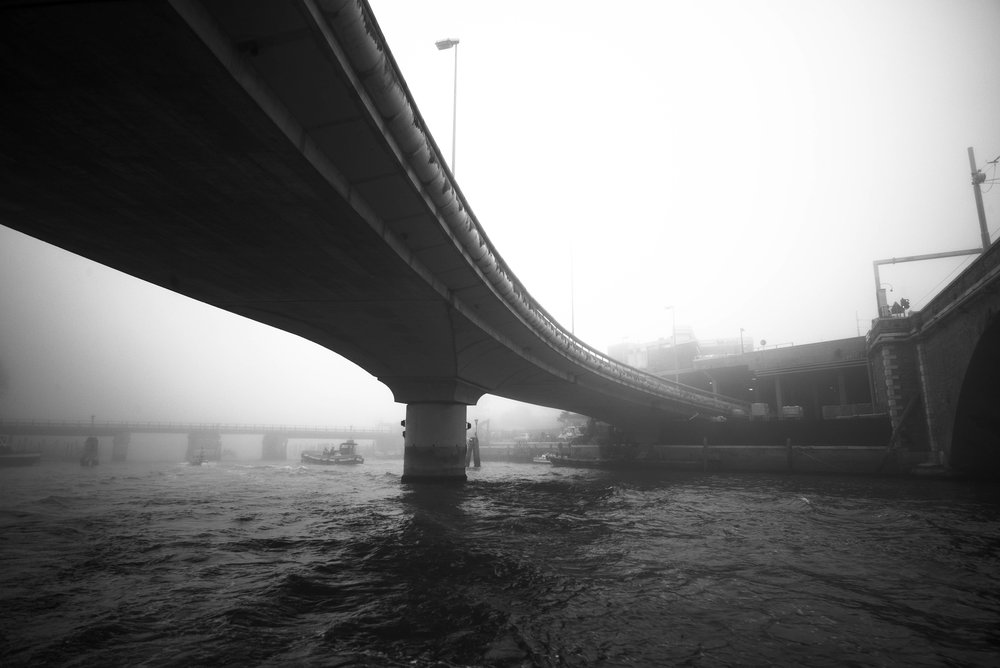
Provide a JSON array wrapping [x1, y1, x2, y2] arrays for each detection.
[[435, 38, 460, 175], [450, 41, 458, 175], [968, 146, 991, 250]]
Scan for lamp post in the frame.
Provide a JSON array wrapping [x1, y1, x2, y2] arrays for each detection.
[[877, 282, 893, 318], [665, 306, 678, 383], [435, 38, 460, 175]]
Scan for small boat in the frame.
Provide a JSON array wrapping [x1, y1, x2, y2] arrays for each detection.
[[80, 436, 99, 467], [532, 453, 553, 464], [301, 440, 365, 465]]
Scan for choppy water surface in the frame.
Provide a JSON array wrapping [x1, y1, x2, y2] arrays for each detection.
[[1, 458, 998, 667]]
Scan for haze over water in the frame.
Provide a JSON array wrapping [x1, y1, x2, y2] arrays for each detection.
[[2, 456, 998, 667]]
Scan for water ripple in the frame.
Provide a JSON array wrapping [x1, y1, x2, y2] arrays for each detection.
[[1, 462, 997, 666]]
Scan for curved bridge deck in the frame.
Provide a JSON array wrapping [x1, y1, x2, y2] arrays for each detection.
[[2, 1, 747, 477]]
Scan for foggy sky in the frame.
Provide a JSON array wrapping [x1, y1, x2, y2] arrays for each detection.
[[2, 0, 999, 427]]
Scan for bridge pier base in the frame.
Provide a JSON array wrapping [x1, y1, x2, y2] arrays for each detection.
[[111, 432, 130, 462], [401, 402, 468, 483], [261, 433, 288, 461]]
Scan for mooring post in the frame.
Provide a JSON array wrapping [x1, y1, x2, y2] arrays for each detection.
[[473, 419, 481, 468], [464, 435, 482, 468]]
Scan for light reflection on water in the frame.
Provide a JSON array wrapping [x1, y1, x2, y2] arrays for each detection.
[[1, 458, 998, 666]]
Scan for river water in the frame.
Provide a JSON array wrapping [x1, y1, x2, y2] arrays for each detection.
[[1, 457, 998, 667]]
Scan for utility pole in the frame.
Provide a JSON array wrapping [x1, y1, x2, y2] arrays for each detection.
[[450, 40, 458, 174], [968, 146, 991, 250], [870, 148, 994, 316]]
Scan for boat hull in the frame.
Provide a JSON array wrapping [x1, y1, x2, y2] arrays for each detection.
[[301, 452, 364, 465]]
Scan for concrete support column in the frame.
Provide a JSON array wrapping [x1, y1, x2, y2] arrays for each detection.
[[381, 375, 485, 483], [774, 377, 784, 413], [402, 402, 468, 482], [880, 346, 905, 431], [261, 433, 288, 461], [867, 317, 931, 451], [111, 432, 130, 462]]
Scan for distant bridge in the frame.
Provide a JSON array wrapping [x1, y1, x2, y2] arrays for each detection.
[[0, 419, 400, 461]]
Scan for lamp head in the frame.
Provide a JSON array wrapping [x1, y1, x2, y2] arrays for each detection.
[[435, 38, 460, 50]]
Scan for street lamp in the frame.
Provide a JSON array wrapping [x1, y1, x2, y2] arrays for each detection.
[[877, 282, 893, 318], [435, 38, 460, 175]]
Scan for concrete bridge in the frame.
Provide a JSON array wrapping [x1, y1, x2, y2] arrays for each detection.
[[5, 1, 995, 480], [867, 239, 1000, 476], [0, 419, 400, 461], [1, 0, 747, 481]]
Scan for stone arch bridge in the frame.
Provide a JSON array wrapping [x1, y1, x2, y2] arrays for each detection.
[[867, 239, 1000, 476]]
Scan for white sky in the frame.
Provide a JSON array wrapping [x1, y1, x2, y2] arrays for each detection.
[[2, 0, 999, 427]]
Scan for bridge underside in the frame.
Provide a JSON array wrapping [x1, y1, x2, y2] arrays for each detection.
[[2, 1, 451, 388], [1, 1, 740, 479]]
